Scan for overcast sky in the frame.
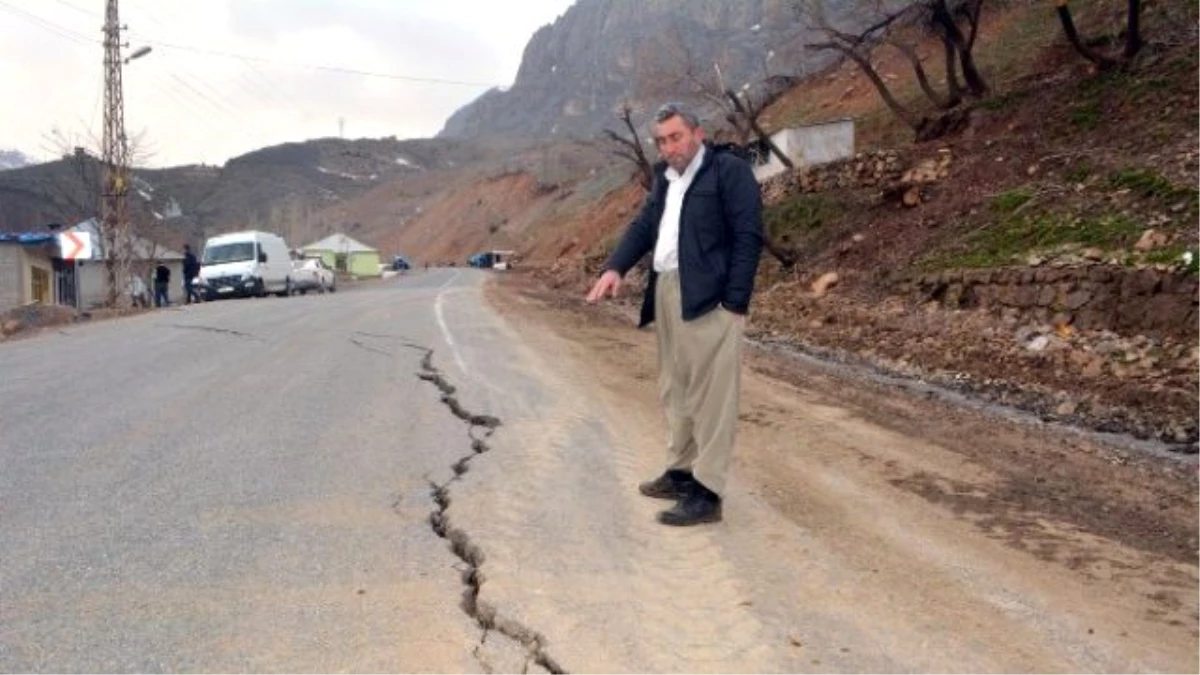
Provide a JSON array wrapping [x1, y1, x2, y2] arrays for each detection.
[[0, 0, 574, 167]]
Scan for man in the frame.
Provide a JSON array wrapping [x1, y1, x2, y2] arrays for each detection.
[[182, 244, 202, 304], [153, 261, 171, 308], [127, 273, 148, 308], [586, 103, 764, 526]]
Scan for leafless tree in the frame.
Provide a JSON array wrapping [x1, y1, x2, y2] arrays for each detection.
[[1054, 0, 1143, 70], [601, 103, 654, 191], [802, 0, 988, 141], [41, 130, 166, 307]]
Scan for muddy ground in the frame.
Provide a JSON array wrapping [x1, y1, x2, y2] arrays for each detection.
[[493, 273, 1198, 573]]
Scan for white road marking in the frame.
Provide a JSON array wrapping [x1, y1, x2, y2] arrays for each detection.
[[435, 271, 468, 375]]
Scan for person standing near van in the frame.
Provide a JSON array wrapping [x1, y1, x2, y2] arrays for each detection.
[[153, 261, 171, 307], [182, 244, 202, 304], [586, 103, 764, 527]]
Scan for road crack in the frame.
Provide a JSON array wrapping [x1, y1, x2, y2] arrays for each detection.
[[351, 331, 566, 673], [167, 324, 261, 340]]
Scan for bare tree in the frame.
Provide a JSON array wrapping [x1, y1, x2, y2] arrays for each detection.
[[601, 103, 654, 191], [673, 46, 803, 268], [1054, 0, 1144, 70], [802, 0, 987, 141], [40, 130, 167, 307]]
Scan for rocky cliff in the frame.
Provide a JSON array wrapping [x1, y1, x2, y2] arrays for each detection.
[[439, 0, 862, 140]]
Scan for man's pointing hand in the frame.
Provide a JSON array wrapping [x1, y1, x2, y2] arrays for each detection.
[[586, 269, 622, 303]]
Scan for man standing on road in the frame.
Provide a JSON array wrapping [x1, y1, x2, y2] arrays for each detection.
[[153, 261, 171, 308], [586, 103, 764, 526], [182, 244, 202, 304]]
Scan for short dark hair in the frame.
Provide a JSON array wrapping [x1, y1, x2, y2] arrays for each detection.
[[654, 102, 700, 129]]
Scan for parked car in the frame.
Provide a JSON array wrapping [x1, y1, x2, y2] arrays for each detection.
[[291, 257, 336, 294], [390, 255, 411, 271], [197, 230, 294, 299]]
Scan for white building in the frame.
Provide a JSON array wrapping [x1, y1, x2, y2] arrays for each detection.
[[751, 118, 856, 182], [68, 219, 185, 308]]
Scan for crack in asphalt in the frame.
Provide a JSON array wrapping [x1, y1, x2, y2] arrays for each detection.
[[348, 331, 566, 674], [166, 324, 261, 340]]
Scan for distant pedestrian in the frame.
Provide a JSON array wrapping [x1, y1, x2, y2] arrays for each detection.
[[586, 102, 764, 526], [127, 273, 149, 308], [154, 261, 171, 307], [182, 244, 202, 304]]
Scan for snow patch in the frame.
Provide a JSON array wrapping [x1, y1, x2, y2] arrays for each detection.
[[152, 211, 163, 220], [317, 165, 363, 180], [163, 197, 183, 219]]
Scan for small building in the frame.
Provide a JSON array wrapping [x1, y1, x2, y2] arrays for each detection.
[[69, 219, 185, 308], [301, 233, 381, 278], [751, 118, 856, 182], [0, 232, 58, 314]]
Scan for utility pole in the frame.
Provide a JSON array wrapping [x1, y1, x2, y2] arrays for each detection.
[[100, 0, 130, 306], [339, 116, 345, 138]]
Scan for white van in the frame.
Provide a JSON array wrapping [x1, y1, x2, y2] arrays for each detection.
[[197, 230, 294, 299]]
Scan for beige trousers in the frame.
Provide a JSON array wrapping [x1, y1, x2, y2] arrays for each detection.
[[654, 270, 743, 496]]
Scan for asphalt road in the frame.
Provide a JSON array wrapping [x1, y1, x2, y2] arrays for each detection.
[[0, 270, 497, 672], [1, 268, 1195, 673]]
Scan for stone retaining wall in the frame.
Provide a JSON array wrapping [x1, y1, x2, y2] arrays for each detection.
[[896, 265, 1198, 337]]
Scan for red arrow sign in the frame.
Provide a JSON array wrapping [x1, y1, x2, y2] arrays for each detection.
[[58, 231, 92, 260], [62, 232, 84, 260]]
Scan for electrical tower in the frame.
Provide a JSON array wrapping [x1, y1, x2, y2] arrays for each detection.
[[100, 0, 129, 305]]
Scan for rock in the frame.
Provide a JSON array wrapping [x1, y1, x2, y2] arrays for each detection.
[[1025, 334, 1051, 351], [811, 272, 840, 298], [1167, 424, 1191, 444], [852, 233, 865, 243], [1081, 357, 1105, 378], [1055, 400, 1078, 416], [902, 187, 922, 207], [1134, 229, 1169, 251], [1081, 247, 1105, 261], [1, 319, 21, 335]]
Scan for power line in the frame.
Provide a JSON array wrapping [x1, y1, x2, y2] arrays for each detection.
[[51, 0, 101, 19], [141, 38, 498, 87], [0, 0, 97, 45], [4, 2, 504, 88]]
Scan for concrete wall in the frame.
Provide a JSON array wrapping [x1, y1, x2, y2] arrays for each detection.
[[77, 259, 183, 308], [753, 119, 856, 182], [0, 245, 24, 312], [0, 244, 58, 313]]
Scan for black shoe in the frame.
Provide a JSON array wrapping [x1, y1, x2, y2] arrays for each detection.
[[657, 485, 722, 526], [638, 470, 696, 500]]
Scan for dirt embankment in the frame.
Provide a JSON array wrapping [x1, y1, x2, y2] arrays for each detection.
[[488, 274, 1198, 669], [512, 2, 1199, 452]]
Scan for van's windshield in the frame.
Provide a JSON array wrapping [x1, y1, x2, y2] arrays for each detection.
[[203, 242, 256, 265]]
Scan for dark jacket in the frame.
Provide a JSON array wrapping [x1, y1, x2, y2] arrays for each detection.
[[604, 143, 764, 328], [183, 252, 200, 279]]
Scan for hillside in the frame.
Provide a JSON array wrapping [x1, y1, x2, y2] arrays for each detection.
[[394, 0, 1199, 450], [0, 150, 31, 171], [438, 0, 872, 140], [0, 136, 518, 249]]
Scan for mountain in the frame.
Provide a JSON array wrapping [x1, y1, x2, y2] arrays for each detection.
[[0, 150, 33, 171], [438, 0, 867, 140], [0, 136, 520, 246]]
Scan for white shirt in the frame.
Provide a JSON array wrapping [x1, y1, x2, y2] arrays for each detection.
[[653, 145, 706, 273]]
